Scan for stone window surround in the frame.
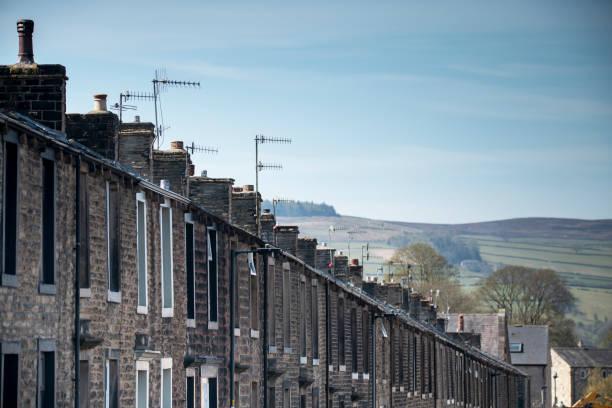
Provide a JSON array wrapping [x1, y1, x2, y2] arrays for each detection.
[[136, 360, 150, 408], [39, 148, 56, 295], [136, 192, 148, 314], [160, 357, 173, 408], [1, 130, 19, 288], [160, 199, 174, 317], [1, 340, 21, 405], [185, 212, 195, 327], [106, 180, 121, 303], [38, 338, 56, 407], [207, 225, 218, 330]]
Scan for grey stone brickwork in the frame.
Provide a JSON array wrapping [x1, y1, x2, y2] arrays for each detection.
[[260, 210, 275, 244], [153, 147, 190, 196], [296, 237, 317, 268], [118, 120, 154, 179], [0, 64, 67, 131], [189, 176, 234, 222], [230, 190, 260, 236], [66, 110, 119, 161]]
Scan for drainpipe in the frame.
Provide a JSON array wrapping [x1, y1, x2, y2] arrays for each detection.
[[262, 253, 269, 408], [230, 248, 235, 408], [74, 154, 81, 408], [325, 282, 330, 408]]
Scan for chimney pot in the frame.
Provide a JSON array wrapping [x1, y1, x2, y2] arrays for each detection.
[[160, 179, 170, 190], [93, 94, 108, 112], [350, 258, 359, 266], [243, 184, 254, 192], [263, 208, 271, 214], [134, 115, 140, 122], [17, 19, 35, 64], [458, 314, 464, 332], [189, 164, 195, 176], [201, 170, 208, 177], [170, 141, 184, 150]]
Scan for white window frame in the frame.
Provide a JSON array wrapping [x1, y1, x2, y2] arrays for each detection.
[[160, 199, 174, 317], [207, 225, 218, 329], [186, 368, 196, 408], [106, 181, 121, 303], [161, 358, 173, 408], [185, 213, 196, 327], [200, 365, 218, 408], [135, 360, 149, 408], [136, 192, 148, 314]]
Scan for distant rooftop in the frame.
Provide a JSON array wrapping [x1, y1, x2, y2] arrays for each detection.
[[508, 325, 549, 366], [553, 347, 612, 368]]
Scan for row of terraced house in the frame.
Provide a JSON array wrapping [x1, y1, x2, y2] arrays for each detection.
[[0, 20, 529, 408]]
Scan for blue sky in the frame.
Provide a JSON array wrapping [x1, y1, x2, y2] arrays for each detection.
[[2, 0, 612, 223]]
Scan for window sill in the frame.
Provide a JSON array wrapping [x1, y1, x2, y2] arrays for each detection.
[[339, 365, 346, 372], [352, 372, 359, 380], [312, 358, 319, 366], [79, 288, 91, 298], [137, 305, 148, 315], [107, 290, 121, 303], [300, 356, 307, 365], [268, 345, 277, 354], [250, 329, 259, 339], [328, 365, 334, 372], [363, 373, 369, 380], [162, 308, 174, 318], [208, 321, 219, 330], [186, 319, 196, 328], [234, 328, 241, 337], [1, 274, 18, 287], [39, 283, 56, 295], [283, 347, 292, 354]]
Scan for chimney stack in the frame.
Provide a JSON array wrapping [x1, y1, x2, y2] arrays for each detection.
[[260, 209, 276, 244], [458, 314, 464, 332], [1, 19, 68, 131], [93, 94, 108, 112], [315, 246, 335, 272], [134, 115, 140, 122], [188, 176, 234, 223], [17, 19, 34, 65], [274, 225, 299, 254], [296, 237, 318, 267]]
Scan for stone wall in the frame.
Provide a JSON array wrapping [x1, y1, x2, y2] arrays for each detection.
[[296, 237, 317, 268], [153, 147, 190, 196], [66, 110, 119, 161], [0, 64, 67, 131], [189, 177, 234, 222], [231, 191, 260, 236], [118, 120, 154, 179]]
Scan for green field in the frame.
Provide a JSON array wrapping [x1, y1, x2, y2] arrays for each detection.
[[280, 215, 612, 340]]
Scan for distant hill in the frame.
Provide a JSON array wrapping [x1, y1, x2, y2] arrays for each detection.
[[262, 200, 339, 217], [389, 217, 612, 241]]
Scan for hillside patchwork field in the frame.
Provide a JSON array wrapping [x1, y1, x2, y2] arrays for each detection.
[[278, 215, 612, 344]]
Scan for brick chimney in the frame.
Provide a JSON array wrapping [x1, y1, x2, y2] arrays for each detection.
[[152, 141, 192, 196], [348, 259, 363, 288], [296, 237, 318, 267], [260, 209, 276, 244], [0, 20, 68, 131], [117, 117, 155, 179], [315, 246, 335, 272], [230, 186, 261, 236], [333, 254, 349, 281], [188, 176, 234, 222], [409, 291, 420, 321], [274, 225, 299, 255]]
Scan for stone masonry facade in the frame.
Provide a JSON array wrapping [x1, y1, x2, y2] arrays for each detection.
[[1, 19, 528, 408]]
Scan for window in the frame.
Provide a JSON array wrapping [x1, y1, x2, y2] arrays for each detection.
[[312, 387, 319, 408], [106, 181, 120, 299], [137, 193, 147, 313], [338, 297, 345, 367], [106, 357, 119, 408], [580, 369, 587, 380], [300, 394, 306, 408], [311, 281, 319, 361], [299, 277, 306, 360], [1, 341, 20, 407], [420, 336, 425, 394], [250, 382, 258, 408], [509, 343, 523, 353], [362, 310, 369, 374], [268, 258, 276, 349], [161, 358, 172, 408], [201, 367, 217, 408], [136, 361, 149, 408], [2, 130, 19, 287], [38, 339, 55, 408], [269, 387, 275, 408], [283, 383, 290, 408], [234, 381, 239, 408], [161, 200, 173, 316], [399, 328, 404, 385], [207, 227, 218, 326], [250, 256, 258, 332], [41, 149, 55, 293], [351, 307, 357, 374], [79, 360, 90, 408], [232, 242, 239, 331], [412, 335, 417, 392], [282, 262, 291, 352], [186, 369, 195, 408], [185, 213, 195, 324], [79, 171, 90, 292]]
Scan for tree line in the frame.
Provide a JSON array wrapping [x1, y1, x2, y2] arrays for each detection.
[[262, 200, 339, 217], [385, 242, 578, 347]]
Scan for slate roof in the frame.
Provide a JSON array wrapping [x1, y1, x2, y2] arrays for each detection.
[[447, 313, 508, 361], [553, 347, 612, 368], [508, 325, 549, 366]]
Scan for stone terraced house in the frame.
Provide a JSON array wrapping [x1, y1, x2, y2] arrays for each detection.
[[1, 19, 529, 408]]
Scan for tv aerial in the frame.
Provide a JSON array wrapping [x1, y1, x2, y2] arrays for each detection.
[[272, 197, 294, 220]]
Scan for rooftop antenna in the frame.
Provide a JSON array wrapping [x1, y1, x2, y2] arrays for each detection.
[[118, 90, 156, 124], [109, 97, 136, 124], [255, 134, 291, 236], [152, 69, 200, 149], [361, 243, 370, 268], [272, 197, 294, 221], [346, 229, 364, 259], [185, 142, 219, 155], [328, 224, 348, 242]]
